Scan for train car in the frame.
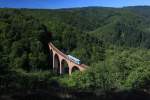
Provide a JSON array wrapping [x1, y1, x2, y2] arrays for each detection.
[[68, 55, 80, 64]]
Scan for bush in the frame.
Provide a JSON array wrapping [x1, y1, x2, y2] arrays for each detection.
[[125, 64, 150, 90]]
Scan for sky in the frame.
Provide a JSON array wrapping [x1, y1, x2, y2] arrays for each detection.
[[0, 0, 150, 9]]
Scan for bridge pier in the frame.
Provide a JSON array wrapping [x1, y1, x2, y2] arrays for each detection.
[[69, 67, 72, 75], [52, 53, 55, 70], [59, 60, 62, 74]]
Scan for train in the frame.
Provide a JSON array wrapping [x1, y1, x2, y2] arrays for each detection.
[[67, 55, 80, 64]]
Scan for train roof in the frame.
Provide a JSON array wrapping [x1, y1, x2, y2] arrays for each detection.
[[68, 55, 80, 61]]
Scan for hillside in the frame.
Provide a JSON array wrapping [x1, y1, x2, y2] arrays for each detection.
[[124, 6, 150, 18], [18, 6, 150, 49], [0, 6, 150, 100]]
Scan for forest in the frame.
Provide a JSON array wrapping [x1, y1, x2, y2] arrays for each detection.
[[0, 6, 150, 100]]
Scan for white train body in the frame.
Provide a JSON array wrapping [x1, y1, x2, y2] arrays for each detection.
[[68, 55, 80, 64]]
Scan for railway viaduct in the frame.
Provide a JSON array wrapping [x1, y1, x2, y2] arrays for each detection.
[[48, 42, 87, 75]]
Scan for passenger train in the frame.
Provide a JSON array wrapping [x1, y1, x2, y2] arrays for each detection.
[[67, 55, 80, 64]]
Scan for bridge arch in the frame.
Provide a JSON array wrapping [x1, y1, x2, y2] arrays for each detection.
[[54, 54, 60, 74], [71, 66, 80, 73], [61, 59, 69, 74], [49, 49, 53, 69]]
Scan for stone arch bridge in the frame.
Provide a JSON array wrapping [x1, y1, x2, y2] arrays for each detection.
[[48, 42, 87, 75]]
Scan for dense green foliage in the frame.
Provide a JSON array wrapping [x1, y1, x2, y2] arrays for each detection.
[[0, 9, 51, 72], [0, 6, 150, 99], [0, 9, 55, 94], [59, 46, 150, 91], [22, 7, 150, 48]]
